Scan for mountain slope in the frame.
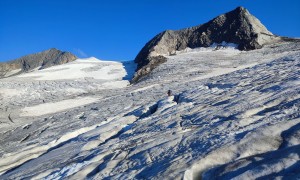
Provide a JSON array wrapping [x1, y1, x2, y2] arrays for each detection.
[[133, 6, 278, 82], [0, 6, 299, 180], [0, 48, 77, 78], [0, 40, 299, 179]]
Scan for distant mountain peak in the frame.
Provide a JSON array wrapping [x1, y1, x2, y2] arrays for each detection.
[[235, 6, 246, 12], [0, 48, 77, 78], [230, 6, 253, 18], [132, 6, 278, 83]]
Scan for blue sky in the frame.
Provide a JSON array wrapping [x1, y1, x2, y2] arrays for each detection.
[[0, 0, 299, 62]]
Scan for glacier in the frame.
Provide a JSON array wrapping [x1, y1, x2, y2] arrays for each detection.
[[0, 41, 299, 179]]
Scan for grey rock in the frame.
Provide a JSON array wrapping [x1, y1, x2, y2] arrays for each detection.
[[0, 48, 77, 78], [132, 55, 167, 83], [133, 6, 276, 83]]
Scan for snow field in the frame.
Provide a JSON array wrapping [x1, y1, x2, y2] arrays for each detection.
[[18, 57, 127, 81]]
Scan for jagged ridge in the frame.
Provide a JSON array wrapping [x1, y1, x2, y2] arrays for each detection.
[[132, 6, 277, 83]]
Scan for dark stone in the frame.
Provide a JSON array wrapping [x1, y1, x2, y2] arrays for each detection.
[[131, 55, 167, 83]]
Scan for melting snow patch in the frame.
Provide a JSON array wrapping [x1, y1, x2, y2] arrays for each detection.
[[173, 41, 239, 55], [210, 41, 238, 49], [21, 97, 98, 117]]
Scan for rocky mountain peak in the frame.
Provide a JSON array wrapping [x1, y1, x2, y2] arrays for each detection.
[[0, 48, 77, 78], [132, 6, 277, 83], [234, 6, 247, 13], [227, 6, 253, 20]]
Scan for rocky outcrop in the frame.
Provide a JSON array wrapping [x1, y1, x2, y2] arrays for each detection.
[[0, 48, 77, 78], [132, 6, 276, 83]]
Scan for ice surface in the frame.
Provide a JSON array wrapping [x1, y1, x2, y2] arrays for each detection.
[[0, 41, 300, 179]]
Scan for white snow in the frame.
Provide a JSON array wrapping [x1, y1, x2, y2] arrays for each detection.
[[65, 88, 87, 94], [132, 84, 159, 93], [20, 97, 99, 117], [18, 57, 128, 82], [174, 41, 239, 56], [210, 41, 239, 49], [0, 88, 24, 98]]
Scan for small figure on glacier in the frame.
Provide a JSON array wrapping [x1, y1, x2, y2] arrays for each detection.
[[167, 90, 172, 96]]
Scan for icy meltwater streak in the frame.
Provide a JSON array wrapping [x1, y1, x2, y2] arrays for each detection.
[[20, 97, 98, 117], [17, 57, 128, 81]]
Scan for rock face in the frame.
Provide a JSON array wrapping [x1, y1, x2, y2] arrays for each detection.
[[132, 6, 276, 83], [0, 48, 77, 78]]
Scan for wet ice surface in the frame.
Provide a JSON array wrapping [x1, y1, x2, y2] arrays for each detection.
[[0, 41, 300, 179]]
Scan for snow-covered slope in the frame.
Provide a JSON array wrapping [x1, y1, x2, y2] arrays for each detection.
[[18, 57, 131, 81], [0, 41, 299, 179], [0, 57, 136, 127]]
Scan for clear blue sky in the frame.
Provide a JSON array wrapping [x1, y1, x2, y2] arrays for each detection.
[[0, 0, 299, 62]]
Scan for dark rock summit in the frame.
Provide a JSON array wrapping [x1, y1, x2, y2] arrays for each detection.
[[0, 48, 77, 78], [132, 6, 277, 83]]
